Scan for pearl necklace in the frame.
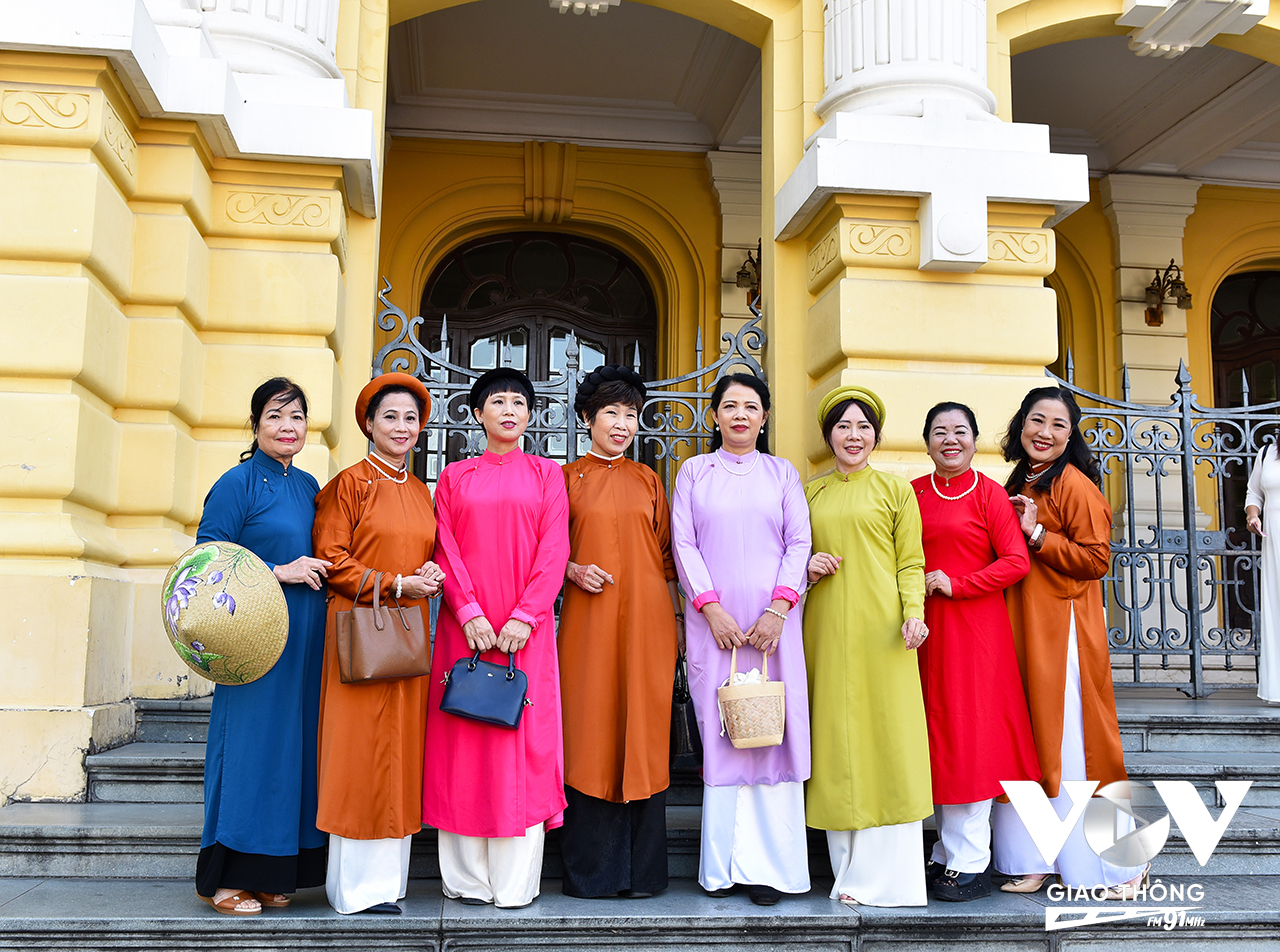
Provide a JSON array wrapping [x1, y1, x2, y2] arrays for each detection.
[[718, 449, 759, 477], [931, 469, 979, 501], [366, 452, 408, 484], [1024, 461, 1052, 484]]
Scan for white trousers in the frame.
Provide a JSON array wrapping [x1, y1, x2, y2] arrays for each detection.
[[699, 781, 810, 893], [326, 833, 412, 914], [931, 800, 992, 874], [993, 607, 1145, 888], [438, 824, 545, 908], [827, 822, 927, 907]]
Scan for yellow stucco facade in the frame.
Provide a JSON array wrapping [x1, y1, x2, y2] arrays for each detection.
[[5, 0, 1280, 799]]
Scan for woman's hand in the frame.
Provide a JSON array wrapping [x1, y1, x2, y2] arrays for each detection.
[[1009, 494, 1039, 537], [1247, 505, 1266, 537], [744, 600, 788, 656], [463, 616, 498, 653], [902, 617, 928, 651], [702, 602, 745, 650], [496, 619, 532, 653], [411, 560, 446, 597], [273, 556, 332, 590], [399, 574, 435, 600], [924, 570, 952, 598], [807, 552, 842, 583], [567, 561, 614, 593]]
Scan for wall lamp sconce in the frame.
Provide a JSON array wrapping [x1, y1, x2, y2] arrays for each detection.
[[735, 239, 761, 303], [1144, 259, 1192, 327]]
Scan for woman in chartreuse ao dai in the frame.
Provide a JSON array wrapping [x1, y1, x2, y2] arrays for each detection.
[[803, 384, 931, 908]]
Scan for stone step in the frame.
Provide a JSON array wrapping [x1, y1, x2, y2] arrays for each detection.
[[2, 798, 1276, 881], [133, 698, 211, 744], [85, 744, 205, 804], [0, 876, 1275, 951], [1116, 693, 1280, 754]]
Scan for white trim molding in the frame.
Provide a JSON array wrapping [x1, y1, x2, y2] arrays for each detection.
[[1, 0, 378, 217]]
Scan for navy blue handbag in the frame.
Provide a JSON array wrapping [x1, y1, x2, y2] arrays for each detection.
[[439, 651, 529, 729]]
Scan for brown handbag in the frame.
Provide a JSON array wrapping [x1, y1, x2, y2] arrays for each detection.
[[335, 569, 430, 684]]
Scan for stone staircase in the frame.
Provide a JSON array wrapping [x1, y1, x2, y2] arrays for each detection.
[[2, 691, 1280, 948]]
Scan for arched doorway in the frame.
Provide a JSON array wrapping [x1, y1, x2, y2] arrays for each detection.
[[1211, 271, 1280, 631], [413, 231, 659, 475], [419, 231, 658, 383]]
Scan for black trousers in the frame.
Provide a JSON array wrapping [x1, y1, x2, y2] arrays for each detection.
[[559, 785, 669, 898], [195, 842, 327, 898]]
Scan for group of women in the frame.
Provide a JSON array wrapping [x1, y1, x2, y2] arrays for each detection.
[[192, 364, 1148, 916]]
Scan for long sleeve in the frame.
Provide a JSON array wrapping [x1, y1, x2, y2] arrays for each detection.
[[772, 463, 811, 605], [670, 460, 717, 609], [893, 482, 927, 622], [1246, 445, 1269, 511], [196, 467, 252, 553], [312, 474, 395, 602], [508, 464, 571, 630], [651, 474, 678, 583], [432, 468, 486, 627], [1036, 468, 1112, 582], [950, 484, 1031, 600]]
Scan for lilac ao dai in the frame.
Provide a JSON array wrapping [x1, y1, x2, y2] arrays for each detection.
[[670, 448, 812, 786]]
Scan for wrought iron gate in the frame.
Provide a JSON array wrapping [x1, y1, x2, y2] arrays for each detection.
[[1052, 356, 1270, 697], [372, 279, 764, 491], [374, 277, 1270, 698]]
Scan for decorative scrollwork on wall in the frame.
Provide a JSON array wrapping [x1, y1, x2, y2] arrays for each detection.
[[101, 102, 137, 176], [225, 192, 331, 228], [807, 225, 841, 282], [988, 230, 1049, 263], [0, 90, 90, 129], [847, 223, 911, 257]]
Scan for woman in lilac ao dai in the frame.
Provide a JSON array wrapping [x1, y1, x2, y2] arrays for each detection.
[[670, 374, 812, 904]]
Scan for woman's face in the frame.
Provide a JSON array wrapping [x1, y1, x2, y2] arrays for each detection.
[[368, 392, 421, 464], [587, 402, 638, 457], [255, 395, 306, 465], [926, 410, 976, 478], [829, 402, 877, 473], [713, 383, 767, 453], [475, 388, 530, 450], [1021, 398, 1073, 466]]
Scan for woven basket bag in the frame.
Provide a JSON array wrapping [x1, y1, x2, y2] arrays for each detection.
[[716, 645, 785, 749]]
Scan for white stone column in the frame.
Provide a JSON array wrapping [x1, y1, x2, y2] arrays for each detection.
[[778, 0, 1087, 271], [201, 0, 342, 79], [818, 0, 994, 122], [707, 150, 762, 353], [1100, 173, 1200, 404]]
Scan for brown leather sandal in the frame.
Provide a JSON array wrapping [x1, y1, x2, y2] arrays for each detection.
[[199, 891, 262, 915], [252, 892, 291, 908]]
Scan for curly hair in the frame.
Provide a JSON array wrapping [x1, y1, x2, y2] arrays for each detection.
[[573, 364, 646, 421]]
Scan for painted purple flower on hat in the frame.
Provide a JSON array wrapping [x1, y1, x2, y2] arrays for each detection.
[[165, 568, 201, 627], [213, 590, 236, 616]]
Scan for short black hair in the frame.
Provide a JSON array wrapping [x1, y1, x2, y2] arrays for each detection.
[[922, 401, 979, 442], [468, 367, 535, 412], [821, 398, 881, 450]]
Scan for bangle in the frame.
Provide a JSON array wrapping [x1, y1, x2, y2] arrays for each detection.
[[1029, 524, 1046, 551], [395, 574, 403, 598], [674, 612, 685, 619], [765, 607, 788, 621]]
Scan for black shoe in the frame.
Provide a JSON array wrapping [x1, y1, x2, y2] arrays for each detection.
[[931, 868, 992, 903], [748, 885, 782, 906], [616, 889, 654, 899], [360, 902, 402, 914], [457, 896, 488, 906], [704, 885, 737, 898], [925, 860, 945, 885]]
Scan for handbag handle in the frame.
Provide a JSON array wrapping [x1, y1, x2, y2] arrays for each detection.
[[729, 645, 770, 683], [467, 650, 519, 681], [351, 569, 387, 631]]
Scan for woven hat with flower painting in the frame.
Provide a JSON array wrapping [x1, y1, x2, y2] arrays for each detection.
[[161, 541, 289, 685]]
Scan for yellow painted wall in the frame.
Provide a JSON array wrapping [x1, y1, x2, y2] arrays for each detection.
[[0, 37, 382, 799]]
